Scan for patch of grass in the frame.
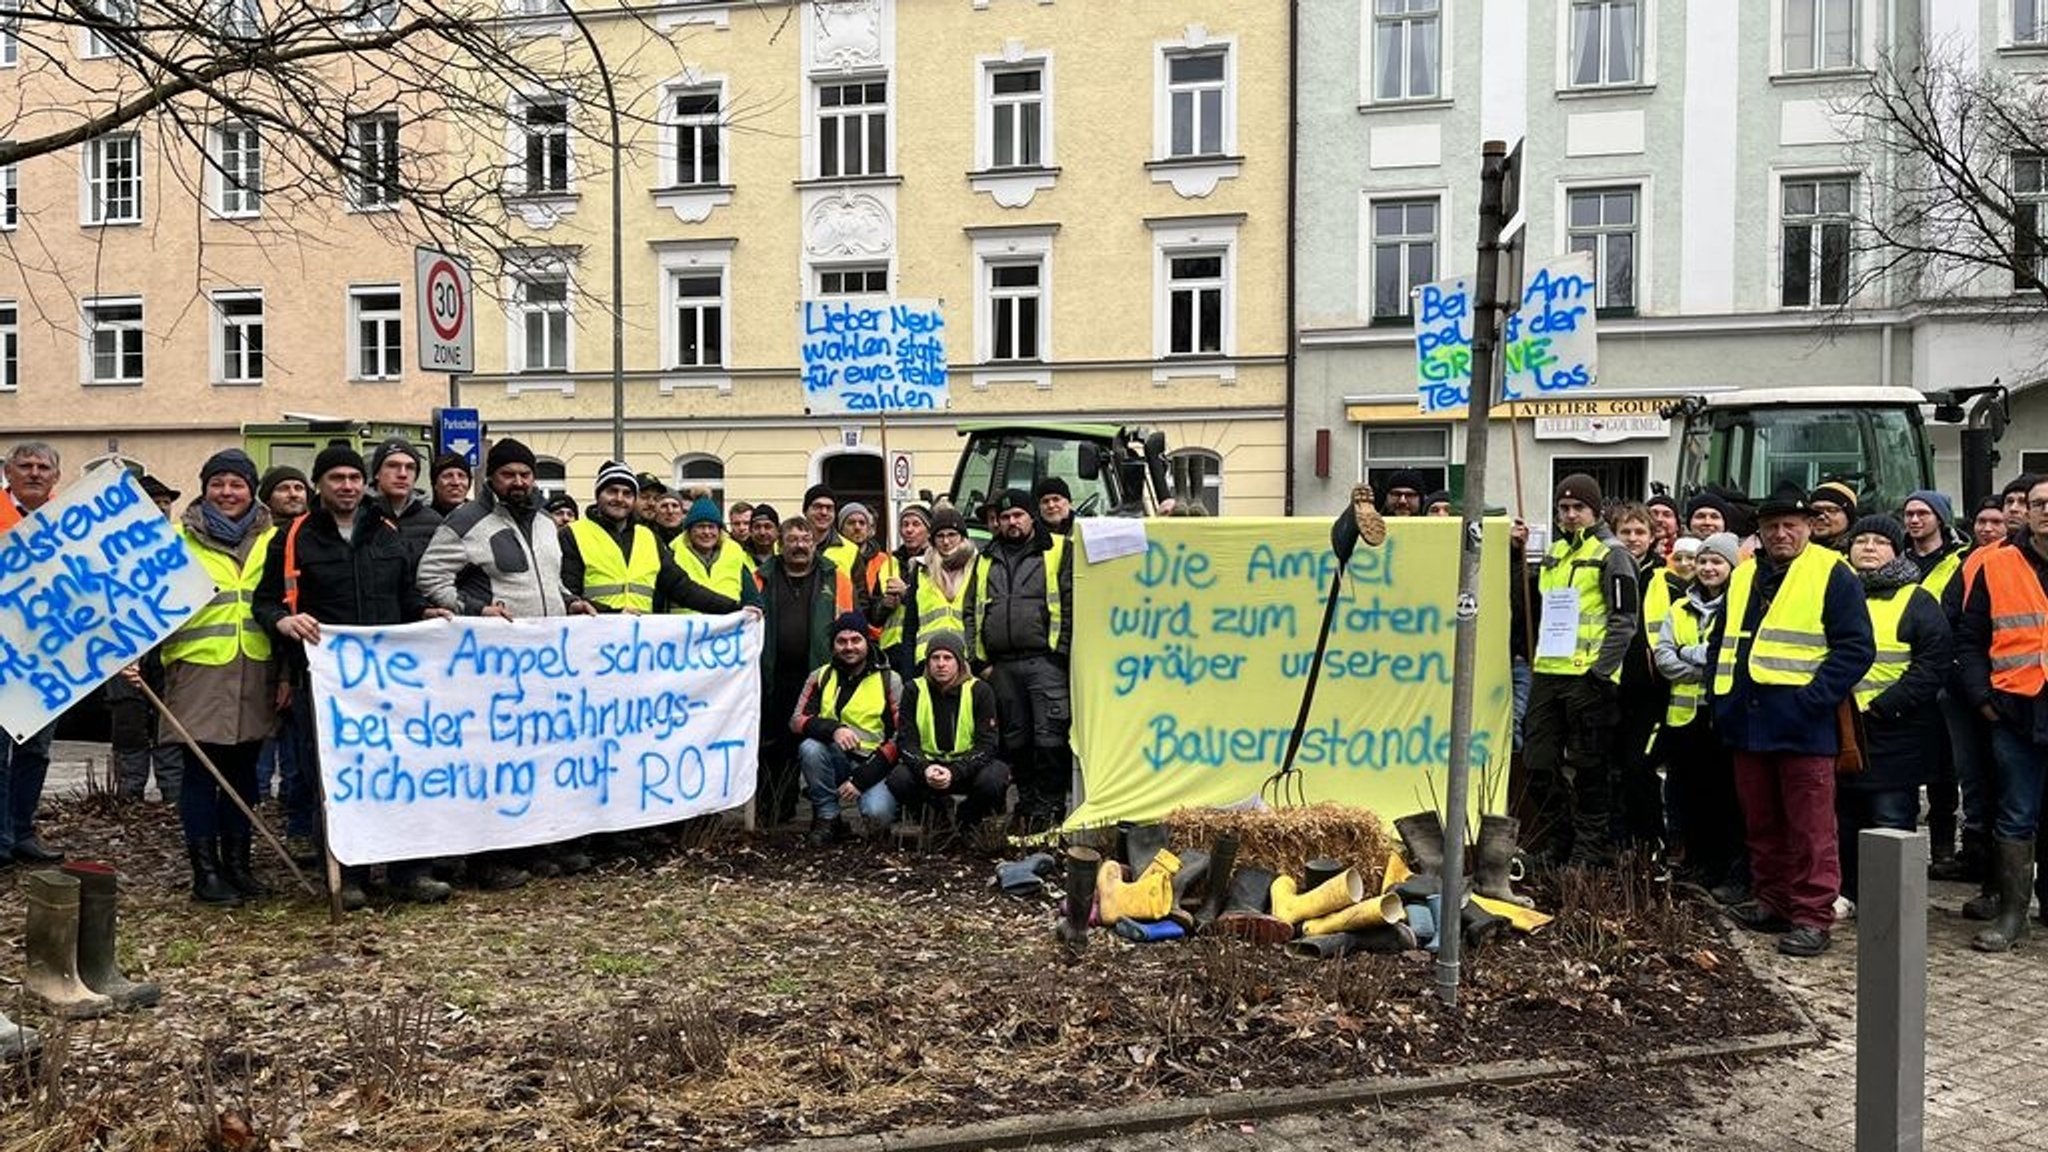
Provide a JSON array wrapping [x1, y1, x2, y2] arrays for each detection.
[[762, 972, 803, 998], [161, 938, 203, 967], [585, 950, 654, 978]]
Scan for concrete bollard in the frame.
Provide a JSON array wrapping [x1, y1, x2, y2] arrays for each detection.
[[1856, 827, 1927, 1152]]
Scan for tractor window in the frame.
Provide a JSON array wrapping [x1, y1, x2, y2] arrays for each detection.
[[949, 432, 1119, 518], [1696, 405, 1928, 515]]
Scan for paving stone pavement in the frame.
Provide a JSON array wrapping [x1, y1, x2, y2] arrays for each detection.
[[32, 745, 2048, 1149]]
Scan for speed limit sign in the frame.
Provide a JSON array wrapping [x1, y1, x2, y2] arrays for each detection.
[[415, 247, 474, 374]]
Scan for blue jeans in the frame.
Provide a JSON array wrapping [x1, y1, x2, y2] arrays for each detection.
[[283, 692, 319, 839], [1987, 721, 2048, 842], [0, 722, 56, 855], [1939, 689, 1992, 839], [796, 740, 899, 824], [1837, 786, 1920, 901], [1511, 657, 1533, 750]]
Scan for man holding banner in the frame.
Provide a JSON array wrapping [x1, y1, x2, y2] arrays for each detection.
[[1, 442, 67, 865], [253, 445, 452, 909]]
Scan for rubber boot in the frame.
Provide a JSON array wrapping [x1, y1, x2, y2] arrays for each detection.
[[1393, 810, 1446, 876], [1270, 869, 1366, 926], [1099, 851, 1179, 923], [1473, 814, 1534, 907], [1972, 838, 2034, 953], [61, 862, 160, 1010], [1166, 849, 1210, 927], [1303, 891, 1406, 936], [187, 839, 241, 906], [1934, 827, 1986, 883], [1285, 923, 1416, 959], [1194, 834, 1240, 933], [0, 1009, 39, 1060], [1055, 847, 1100, 949], [1121, 821, 1171, 876], [1214, 866, 1294, 945], [1304, 857, 1346, 889], [1461, 900, 1510, 950], [24, 871, 115, 1019], [1963, 864, 2002, 921], [219, 832, 268, 899]]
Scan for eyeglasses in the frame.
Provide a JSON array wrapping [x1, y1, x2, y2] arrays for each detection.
[[2027, 499, 2048, 512]]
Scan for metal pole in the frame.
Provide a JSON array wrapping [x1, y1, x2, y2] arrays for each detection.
[[1435, 139, 1512, 1008], [565, 9, 626, 462], [1856, 828, 1927, 1152]]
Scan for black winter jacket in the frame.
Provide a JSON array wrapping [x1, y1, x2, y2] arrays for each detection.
[[967, 528, 1072, 661], [1846, 558, 1951, 792], [252, 505, 427, 684]]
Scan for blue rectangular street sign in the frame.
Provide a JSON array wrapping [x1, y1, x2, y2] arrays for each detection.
[[434, 407, 482, 469]]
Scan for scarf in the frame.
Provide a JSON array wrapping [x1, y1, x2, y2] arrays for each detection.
[[924, 538, 978, 601], [202, 502, 259, 546]]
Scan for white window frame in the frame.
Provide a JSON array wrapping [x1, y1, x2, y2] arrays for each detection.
[[675, 454, 725, 505], [2012, 0, 2048, 46], [1560, 182, 1645, 312], [970, 227, 1055, 365], [985, 259, 1045, 364], [1152, 37, 1240, 162], [347, 284, 403, 381], [208, 123, 263, 218], [1559, 0, 1652, 90], [664, 83, 725, 189], [509, 95, 572, 196], [82, 295, 145, 386], [1365, 0, 1447, 105], [217, 0, 260, 38], [83, 132, 142, 225], [1772, 170, 1859, 309], [511, 270, 571, 374], [983, 59, 1050, 171], [1359, 424, 1451, 488], [814, 264, 889, 296], [0, 0, 20, 68], [1162, 49, 1230, 160], [1, 157, 15, 230], [2016, 153, 2046, 289], [1366, 193, 1442, 321], [345, 112, 401, 212], [1150, 216, 1239, 359], [653, 241, 732, 382], [211, 289, 264, 386], [1772, 0, 1874, 76], [1168, 448, 1224, 515], [343, 0, 396, 33], [0, 300, 16, 392], [83, 0, 135, 60], [815, 76, 889, 180]]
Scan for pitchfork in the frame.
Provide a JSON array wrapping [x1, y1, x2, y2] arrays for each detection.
[[1264, 485, 1386, 809]]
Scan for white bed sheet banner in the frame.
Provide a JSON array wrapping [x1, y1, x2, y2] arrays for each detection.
[[307, 612, 763, 865]]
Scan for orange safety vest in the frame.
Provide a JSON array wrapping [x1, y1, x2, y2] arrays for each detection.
[[1982, 545, 2048, 696]]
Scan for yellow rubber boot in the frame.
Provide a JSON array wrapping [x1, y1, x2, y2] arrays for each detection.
[[1269, 868, 1364, 926], [1470, 894, 1554, 933], [1099, 850, 1181, 923], [1382, 852, 1411, 894], [1302, 891, 1407, 936]]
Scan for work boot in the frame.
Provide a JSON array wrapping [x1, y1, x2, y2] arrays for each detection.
[[1193, 833, 1240, 933], [1972, 838, 2035, 953], [1473, 814, 1534, 907], [1121, 821, 1171, 876], [219, 832, 268, 899], [187, 839, 242, 906], [1214, 866, 1294, 945], [1392, 811, 1446, 877], [391, 873, 453, 905], [1461, 900, 1510, 950], [60, 862, 160, 1010], [24, 871, 115, 1019], [1055, 847, 1100, 949], [1934, 828, 1986, 882], [0, 1009, 39, 1060], [1963, 868, 2002, 921], [11, 834, 61, 864]]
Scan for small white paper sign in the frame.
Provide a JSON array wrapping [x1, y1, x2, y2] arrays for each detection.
[[1536, 587, 1582, 661], [1079, 517, 1149, 564]]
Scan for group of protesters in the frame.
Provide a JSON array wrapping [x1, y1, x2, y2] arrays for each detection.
[[1468, 458, 2045, 960], [0, 437, 1094, 912]]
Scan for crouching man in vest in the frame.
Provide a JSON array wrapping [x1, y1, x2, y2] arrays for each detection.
[[1956, 475, 2048, 952], [791, 612, 903, 846], [1709, 482, 1874, 958], [887, 630, 1008, 834]]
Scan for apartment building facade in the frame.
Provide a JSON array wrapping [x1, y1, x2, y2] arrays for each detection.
[[1293, 0, 2048, 518]]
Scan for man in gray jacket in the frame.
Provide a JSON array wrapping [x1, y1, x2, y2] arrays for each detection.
[[417, 438, 594, 620]]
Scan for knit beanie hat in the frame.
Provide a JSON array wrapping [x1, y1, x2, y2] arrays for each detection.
[[544, 494, 578, 515], [258, 465, 307, 503], [899, 504, 932, 530], [1849, 514, 1906, 555], [1646, 493, 1679, 517], [1903, 489, 1954, 527], [1384, 469, 1427, 496], [803, 483, 836, 510], [923, 629, 968, 667], [750, 503, 781, 526], [431, 452, 471, 479], [1697, 532, 1741, 568], [830, 611, 872, 641], [369, 437, 420, 478], [839, 501, 874, 528], [685, 496, 722, 528], [1032, 476, 1071, 502], [1809, 480, 1858, 517], [313, 445, 368, 482], [992, 488, 1033, 514], [486, 438, 537, 474], [1671, 535, 1702, 557], [1685, 491, 1733, 524], [200, 448, 259, 491], [930, 507, 969, 536], [594, 459, 637, 495], [1554, 472, 1602, 508]]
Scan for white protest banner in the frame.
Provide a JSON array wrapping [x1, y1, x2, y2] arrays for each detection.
[[1501, 250, 1598, 401], [0, 464, 214, 739], [307, 613, 762, 865], [798, 297, 950, 414], [1413, 276, 1476, 414]]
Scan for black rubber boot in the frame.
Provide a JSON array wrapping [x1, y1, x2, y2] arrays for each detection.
[[1122, 822, 1171, 876], [1167, 849, 1210, 926], [1934, 827, 1987, 883], [1972, 838, 2034, 953], [1194, 833, 1239, 933], [1472, 814, 1533, 906], [188, 839, 241, 906], [219, 832, 268, 899], [61, 862, 160, 1010], [1055, 848, 1100, 949], [1284, 923, 1416, 959], [1214, 866, 1293, 944], [1392, 810, 1446, 876]]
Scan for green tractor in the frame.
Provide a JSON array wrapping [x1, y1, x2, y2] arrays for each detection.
[[942, 422, 1180, 537], [240, 415, 435, 475]]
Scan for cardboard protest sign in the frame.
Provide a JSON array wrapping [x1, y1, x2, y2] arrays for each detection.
[[1067, 518, 1512, 829], [307, 613, 762, 865], [798, 297, 949, 414], [0, 465, 214, 740]]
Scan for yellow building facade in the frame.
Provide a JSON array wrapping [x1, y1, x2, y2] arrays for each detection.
[[464, 0, 1290, 520]]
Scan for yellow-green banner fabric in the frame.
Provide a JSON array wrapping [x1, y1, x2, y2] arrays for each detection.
[[1067, 518, 1512, 829]]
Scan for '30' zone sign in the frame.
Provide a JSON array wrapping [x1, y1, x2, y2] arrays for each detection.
[[415, 247, 475, 374]]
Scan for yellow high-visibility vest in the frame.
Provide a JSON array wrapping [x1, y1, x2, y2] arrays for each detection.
[[914, 678, 976, 758], [1534, 531, 1621, 681], [818, 667, 889, 755], [1920, 549, 1963, 603], [162, 527, 276, 667], [669, 538, 754, 613], [1664, 600, 1705, 727], [911, 557, 980, 663], [1713, 547, 1842, 696], [570, 519, 660, 613], [1852, 585, 1929, 711]]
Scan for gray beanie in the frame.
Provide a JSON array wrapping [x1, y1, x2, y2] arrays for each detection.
[[839, 501, 874, 527], [1697, 532, 1741, 568], [922, 629, 968, 668]]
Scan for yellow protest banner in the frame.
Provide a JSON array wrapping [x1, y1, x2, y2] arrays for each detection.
[[1067, 518, 1512, 829]]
